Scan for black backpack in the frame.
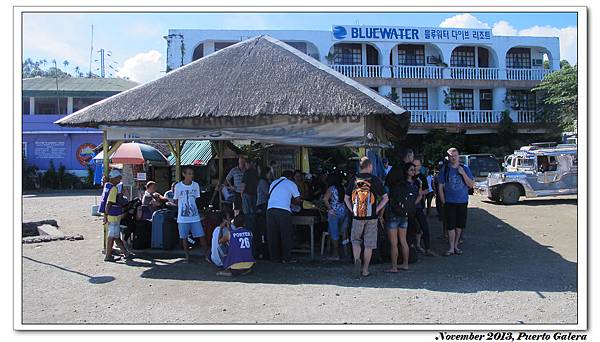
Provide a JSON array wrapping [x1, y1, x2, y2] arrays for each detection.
[[389, 183, 417, 218]]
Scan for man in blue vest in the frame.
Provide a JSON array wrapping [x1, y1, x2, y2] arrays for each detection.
[[101, 169, 134, 262], [216, 214, 256, 276]]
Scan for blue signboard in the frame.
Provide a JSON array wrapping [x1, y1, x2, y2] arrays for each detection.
[[332, 25, 492, 43]]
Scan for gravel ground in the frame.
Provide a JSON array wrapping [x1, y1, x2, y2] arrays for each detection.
[[20, 191, 577, 325]]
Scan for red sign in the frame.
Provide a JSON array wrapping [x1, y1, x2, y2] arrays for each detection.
[[76, 143, 97, 166]]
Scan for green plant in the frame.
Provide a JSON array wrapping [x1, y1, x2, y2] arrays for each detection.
[[22, 158, 39, 191], [42, 160, 58, 189], [325, 52, 337, 64], [386, 88, 399, 103]]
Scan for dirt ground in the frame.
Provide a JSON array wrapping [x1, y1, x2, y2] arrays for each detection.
[[20, 190, 578, 325]]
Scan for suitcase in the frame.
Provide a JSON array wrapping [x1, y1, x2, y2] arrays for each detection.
[[162, 215, 179, 250], [151, 210, 166, 249], [132, 220, 152, 250]]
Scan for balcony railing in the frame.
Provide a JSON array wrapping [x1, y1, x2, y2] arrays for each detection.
[[410, 110, 448, 123], [330, 63, 554, 81], [506, 68, 552, 81], [449, 67, 500, 80], [393, 66, 444, 79], [410, 110, 536, 124], [329, 64, 384, 78]]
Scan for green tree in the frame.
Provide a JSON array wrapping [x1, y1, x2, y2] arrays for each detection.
[[532, 61, 577, 131], [22, 58, 72, 78]]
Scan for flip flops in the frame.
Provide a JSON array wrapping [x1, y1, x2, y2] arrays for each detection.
[[443, 250, 455, 257], [454, 248, 464, 255]]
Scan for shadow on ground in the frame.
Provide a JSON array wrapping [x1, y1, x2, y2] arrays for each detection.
[[482, 197, 577, 207], [133, 203, 577, 294]]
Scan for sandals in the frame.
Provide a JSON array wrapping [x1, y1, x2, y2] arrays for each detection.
[[454, 248, 463, 255], [384, 268, 399, 273], [443, 250, 455, 257]]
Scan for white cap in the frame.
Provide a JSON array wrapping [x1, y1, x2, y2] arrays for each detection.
[[109, 169, 122, 179]]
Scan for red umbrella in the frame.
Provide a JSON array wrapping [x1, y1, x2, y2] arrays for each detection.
[[94, 142, 168, 165]]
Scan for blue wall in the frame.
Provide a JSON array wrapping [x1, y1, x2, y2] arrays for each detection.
[[22, 115, 102, 176]]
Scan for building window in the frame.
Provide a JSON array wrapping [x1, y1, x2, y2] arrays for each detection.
[[370, 87, 379, 93], [398, 45, 425, 66], [22, 97, 30, 115], [333, 44, 362, 65], [506, 48, 531, 69], [73, 97, 104, 112], [34, 97, 68, 115], [449, 89, 474, 110], [401, 88, 428, 110], [284, 42, 308, 54], [214, 42, 237, 51], [22, 142, 27, 160], [450, 46, 476, 67], [192, 43, 204, 61], [508, 90, 536, 110]]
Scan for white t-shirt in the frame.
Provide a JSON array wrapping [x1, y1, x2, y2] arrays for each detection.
[[173, 181, 201, 223], [267, 177, 300, 212]]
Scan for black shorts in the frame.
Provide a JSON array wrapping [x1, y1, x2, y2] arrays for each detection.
[[444, 203, 468, 230], [233, 192, 243, 211]]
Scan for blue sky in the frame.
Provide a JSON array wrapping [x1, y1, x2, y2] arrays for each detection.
[[22, 11, 578, 83]]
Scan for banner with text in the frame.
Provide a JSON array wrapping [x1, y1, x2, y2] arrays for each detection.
[[332, 25, 492, 43]]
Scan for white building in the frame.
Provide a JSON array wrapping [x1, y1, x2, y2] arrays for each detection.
[[165, 25, 560, 134]]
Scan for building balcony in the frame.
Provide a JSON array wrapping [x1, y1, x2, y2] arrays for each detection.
[[409, 110, 536, 125], [330, 64, 554, 81]]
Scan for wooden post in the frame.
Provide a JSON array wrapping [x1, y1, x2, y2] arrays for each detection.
[[218, 141, 225, 209], [102, 131, 109, 180], [175, 140, 181, 182], [101, 131, 109, 252]]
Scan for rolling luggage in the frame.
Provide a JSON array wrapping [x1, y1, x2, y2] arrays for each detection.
[[162, 214, 179, 250], [132, 220, 152, 250]]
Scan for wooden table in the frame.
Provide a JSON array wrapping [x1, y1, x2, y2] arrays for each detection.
[[291, 214, 319, 259]]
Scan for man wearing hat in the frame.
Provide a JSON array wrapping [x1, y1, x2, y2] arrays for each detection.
[[101, 169, 134, 262]]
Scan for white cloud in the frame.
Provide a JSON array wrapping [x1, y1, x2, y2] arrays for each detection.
[[492, 20, 517, 36], [439, 14, 490, 29], [438, 14, 577, 65], [117, 50, 164, 84], [518, 25, 577, 65], [23, 15, 89, 67]]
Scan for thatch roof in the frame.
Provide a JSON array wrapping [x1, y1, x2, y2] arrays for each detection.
[[56, 35, 407, 128]]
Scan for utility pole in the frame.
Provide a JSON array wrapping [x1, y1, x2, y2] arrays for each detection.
[[53, 60, 61, 114], [89, 24, 94, 77], [99, 48, 105, 78]]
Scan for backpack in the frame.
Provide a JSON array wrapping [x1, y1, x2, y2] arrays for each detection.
[[389, 183, 417, 218], [351, 177, 375, 218]]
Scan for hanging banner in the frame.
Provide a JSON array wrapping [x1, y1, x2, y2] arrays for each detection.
[[102, 115, 369, 147]]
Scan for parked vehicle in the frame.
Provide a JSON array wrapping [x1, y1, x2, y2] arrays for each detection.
[[475, 145, 577, 204], [458, 154, 502, 182]]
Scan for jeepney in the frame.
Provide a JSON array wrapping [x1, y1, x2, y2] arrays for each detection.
[[476, 145, 578, 204]]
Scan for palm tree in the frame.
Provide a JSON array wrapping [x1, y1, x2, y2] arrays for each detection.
[[74, 66, 80, 77], [63, 60, 69, 68]]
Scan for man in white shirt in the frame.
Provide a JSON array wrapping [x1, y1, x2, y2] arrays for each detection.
[[266, 170, 302, 263], [173, 167, 209, 263]]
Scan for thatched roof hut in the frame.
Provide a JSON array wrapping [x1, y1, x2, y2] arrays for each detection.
[[57, 35, 409, 147]]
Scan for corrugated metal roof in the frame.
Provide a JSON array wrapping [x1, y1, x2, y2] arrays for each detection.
[[168, 140, 214, 166], [22, 77, 138, 93]]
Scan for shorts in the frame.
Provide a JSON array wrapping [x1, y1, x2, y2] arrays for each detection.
[[386, 216, 408, 230], [444, 203, 468, 230], [107, 221, 121, 238], [233, 192, 243, 211], [178, 221, 205, 239], [351, 219, 378, 249]]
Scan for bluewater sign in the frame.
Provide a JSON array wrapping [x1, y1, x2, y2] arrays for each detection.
[[332, 25, 492, 43]]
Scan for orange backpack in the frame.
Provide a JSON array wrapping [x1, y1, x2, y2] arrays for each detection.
[[351, 177, 375, 218]]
